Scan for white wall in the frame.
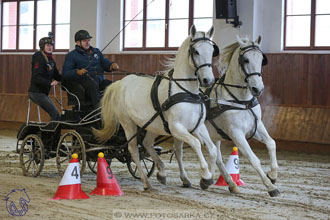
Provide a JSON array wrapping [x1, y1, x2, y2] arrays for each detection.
[[213, 0, 255, 50], [253, 0, 283, 52], [70, 0, 98, 50], [68, 0, 287, 53], [96, 0, 122, 53]]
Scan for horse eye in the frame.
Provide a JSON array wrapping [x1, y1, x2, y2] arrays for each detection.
[[244, 59, 249, 63], [195, 50, 200, 55]]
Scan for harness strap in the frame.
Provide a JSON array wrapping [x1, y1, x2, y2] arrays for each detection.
[[151, 73, 205, 134], [206, 97, 259, 140], [151, 74, 171, 134]]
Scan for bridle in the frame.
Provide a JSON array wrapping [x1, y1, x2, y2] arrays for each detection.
[[238, 43, 268, 83], [188, 36, 219, 85], [162, 36, 219, 95], [216, 43, 267, 102]]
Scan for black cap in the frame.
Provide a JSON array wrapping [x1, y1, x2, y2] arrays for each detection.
[[74, 30, 93, 42], [39, 37, 54, 51]]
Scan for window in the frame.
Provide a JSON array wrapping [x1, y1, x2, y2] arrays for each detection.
[[284, 0, 330, 50], [123, 0, 213, 51], [1, 0, 71, 52]]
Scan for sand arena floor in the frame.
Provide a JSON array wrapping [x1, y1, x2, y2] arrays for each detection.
[[0, 127, 329, 220]]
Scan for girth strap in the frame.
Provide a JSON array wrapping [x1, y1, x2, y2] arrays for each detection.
[[206, 97, 259, 141], [151, 74, 205, 134]]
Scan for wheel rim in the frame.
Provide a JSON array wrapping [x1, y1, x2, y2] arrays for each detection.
[[56, 131, 86, 177], [19, 134, 44, 177], [127, 156, 155, 179]]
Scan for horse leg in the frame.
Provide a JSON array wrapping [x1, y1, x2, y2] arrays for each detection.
[[170, 123, 212, 190], [122, 123, 152, 190], [193, 124, 217, 174], [214, 140, 239, 193], [142, 132, 166, 185], [232, 134, 280, 197], [173, 138, 192, 187], [253, 122, 278, 184]]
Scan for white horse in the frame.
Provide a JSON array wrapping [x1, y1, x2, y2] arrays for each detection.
[[93, 25, 228, 190], [204, 36, 280, 197]]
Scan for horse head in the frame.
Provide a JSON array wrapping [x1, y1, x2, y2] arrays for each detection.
[[236, 35, 265, 97], [187, 25, 217, 88]]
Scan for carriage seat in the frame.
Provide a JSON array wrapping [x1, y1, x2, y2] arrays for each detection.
[[62, 80, 94, 112]]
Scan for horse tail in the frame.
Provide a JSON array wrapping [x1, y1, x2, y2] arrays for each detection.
[[92, 81, 120, 143]]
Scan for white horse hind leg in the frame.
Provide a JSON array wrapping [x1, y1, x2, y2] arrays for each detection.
[[233, 134, 280, 197], [214, 140, 239, 193], [142, 131, 166, 184], [170, 123, 213, 190], [173, 138, 192, 187], [253, 122, 278, 183], [124, 123, 152, 190]]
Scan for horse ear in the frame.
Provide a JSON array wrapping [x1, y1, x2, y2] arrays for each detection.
[[236, 35, 245, 46], [207, 25, 215, 39], [190, 24, 197, 38], [255, 35, 262, 45]]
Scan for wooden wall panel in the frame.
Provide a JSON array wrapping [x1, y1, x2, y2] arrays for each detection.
[[260, 54, 330, 108], [0, 53, 329, 147]]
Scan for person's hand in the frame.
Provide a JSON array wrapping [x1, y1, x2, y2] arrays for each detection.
[[110, 63, 119, 71], [51, 80, 59, 86], [77, 68, 88, 76]]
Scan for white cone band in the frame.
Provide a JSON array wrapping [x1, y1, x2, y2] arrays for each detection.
[[225, 155, 239, 174], [59, 162, 81, 186]]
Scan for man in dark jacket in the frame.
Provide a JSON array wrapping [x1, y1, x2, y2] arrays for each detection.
[[28, 36, 62, 121], [62, 30, 119, 108]]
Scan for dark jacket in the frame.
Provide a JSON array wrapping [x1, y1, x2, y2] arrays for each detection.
[[28, 51, 62, 95], [62, 45, 112, 84]]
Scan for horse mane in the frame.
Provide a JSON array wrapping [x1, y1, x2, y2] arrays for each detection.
[[219, 42, 240, 68], [220, 37, 254, 69], [159, 36, 192, 75], [160, 56, 176, 75]]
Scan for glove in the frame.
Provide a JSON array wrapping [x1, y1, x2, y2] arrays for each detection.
[[77, 68, 88, 76], [110, 63, 119, 71]]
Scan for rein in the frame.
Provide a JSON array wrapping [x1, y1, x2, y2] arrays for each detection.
[[206, 44, 266, 141]]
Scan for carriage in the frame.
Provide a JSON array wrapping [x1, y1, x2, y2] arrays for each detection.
[[16, 25, 280, 196], [16, 82, 165, 179]]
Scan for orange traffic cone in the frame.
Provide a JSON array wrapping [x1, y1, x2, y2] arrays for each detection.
[[215, 147, 245, 186], [90, 152, 123, 196], [53, 153, 90, 200]]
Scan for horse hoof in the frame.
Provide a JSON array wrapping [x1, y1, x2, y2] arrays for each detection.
[[157, 173, 166, 185], [229, 186, 240, 193], [200, 178, 213, 190], [267, 173, 276, 184], [182, 182, 192, 188], [268, 189, 281, 197]]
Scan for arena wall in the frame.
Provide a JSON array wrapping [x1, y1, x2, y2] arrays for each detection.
[[0, 54, 329, 151]]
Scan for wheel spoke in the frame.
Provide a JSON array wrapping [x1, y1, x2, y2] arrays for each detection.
[[144, 157, 153, 163], [23, 159, 31, 165], [142, 160, 149, 173], [60, 157, 69, 163], [59, 148, 69, 156], [26, 160, 32, 172], [32, 160, 37, 174]]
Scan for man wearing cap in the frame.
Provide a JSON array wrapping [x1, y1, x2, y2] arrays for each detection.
[[62, 30, 119, 109], [28, 36, 62, 121]]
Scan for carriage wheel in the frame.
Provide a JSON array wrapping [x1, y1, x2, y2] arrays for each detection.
[[56, 131, 86, 177], [87, 158, 112, 174], [127, 154, 156, 179], [19, 134, 45, 177], [16, 139, 23, 154]]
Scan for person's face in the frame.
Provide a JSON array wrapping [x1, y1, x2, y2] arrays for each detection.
[[44, 43, 53, 53], [77, 39, 91, 50]]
